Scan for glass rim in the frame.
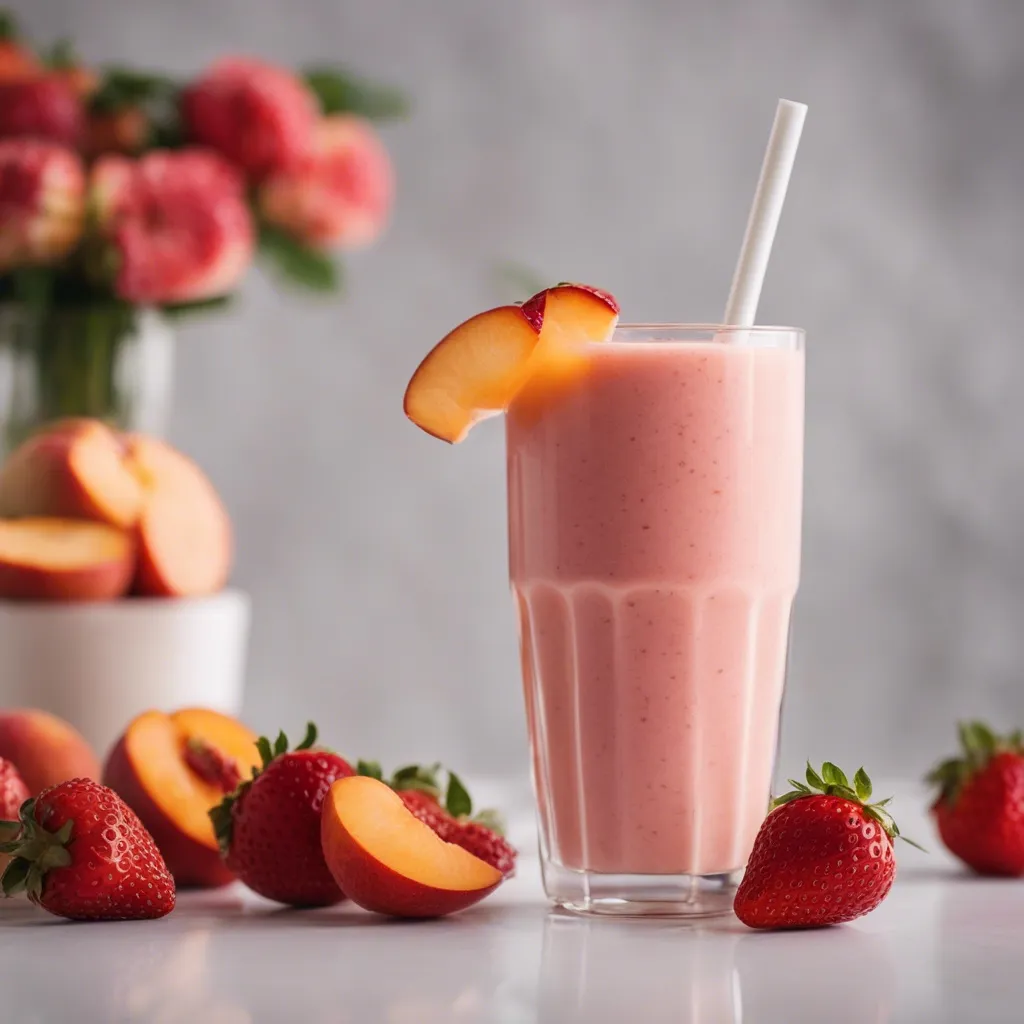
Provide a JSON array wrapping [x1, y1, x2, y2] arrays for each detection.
[[616, 322, 804, 335]]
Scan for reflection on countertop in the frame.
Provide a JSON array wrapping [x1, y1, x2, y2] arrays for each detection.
[[0, 784, 1022, 1023]]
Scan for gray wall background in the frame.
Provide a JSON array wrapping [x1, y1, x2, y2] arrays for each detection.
[[14, 0, 1024, 780]]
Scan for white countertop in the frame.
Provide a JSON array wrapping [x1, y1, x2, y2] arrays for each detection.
[[0, 780, 1020, 1023]]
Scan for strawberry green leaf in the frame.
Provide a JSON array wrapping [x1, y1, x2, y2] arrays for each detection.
[[472, 808, 506, 836], [898, 834, 927, 852], [805, 762, 825, 790], [445, 771, 472, 819], [390, 764, 441, 796], [255, 736, 274, 769], [1, 856, 29, 896], [854, 767, 872, 801], [356, 760, 383, 781], [274, 731, 290, 758], [295, 722, 317, 751], [821, 762, 850, 789]]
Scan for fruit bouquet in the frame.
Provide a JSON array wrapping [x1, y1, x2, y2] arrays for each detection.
[[0, 10, 404, 449]]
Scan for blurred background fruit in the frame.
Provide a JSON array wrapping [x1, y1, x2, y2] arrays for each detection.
[[0, 9, 402, 449]]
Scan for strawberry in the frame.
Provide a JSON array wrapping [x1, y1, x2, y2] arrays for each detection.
[[0, 778, 175, 921], [358, 761, 518, 878], [210, 723, 353, 907], [734, 762, 915, 929], [927, 721, 1024, 876]]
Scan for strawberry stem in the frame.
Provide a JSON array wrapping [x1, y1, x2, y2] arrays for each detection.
[[927, 720, 1023, 805], [773, 761, 923, 850]]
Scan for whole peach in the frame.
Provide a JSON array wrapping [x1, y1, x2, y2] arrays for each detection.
[[0, 709, 101, 795]]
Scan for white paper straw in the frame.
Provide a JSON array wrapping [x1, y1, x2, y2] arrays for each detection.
[[722, 99, 807, 327]]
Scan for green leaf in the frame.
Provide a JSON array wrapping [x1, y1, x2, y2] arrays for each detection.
[[11, 268, 54, 314], [969, 722, 998, 755], [272, 731, 289, 758], [0, 11, 19, 41], [770, 789, 813, 809], [255, 736, 274, 768], [356, 760, 383, 781], [1, 857, 29, 897], [831, 785, 859, 804], [43, 39, 77, 71], [208, 795, 234, 854], [258, 224, 340, 293], [90, 67, 180, 114], [445, 771, 473, 819], [854, 767, 872, 802], [1010, 729, 1023, 751], [295, 722, 317, 751], [472, 809, 506, 836], [821, 762, 850, 789], [898, 834, 928, 852], [304, 67, 408, 121], [161, 295, 233, 320], [805, 762, 825, 791]]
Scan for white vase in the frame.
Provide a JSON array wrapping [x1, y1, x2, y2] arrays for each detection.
[[0, 589, 250, 761]]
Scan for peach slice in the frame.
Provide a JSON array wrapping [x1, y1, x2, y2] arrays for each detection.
[[0, 517, 134, 601], [124, 437, 233, 598], [321, 775, 503, 918], [403, 283, 618, 444], [103, 707, 260, 888], [0, 419, 144, 529], [0, 709, 101, 795], [403, 304, 543, 444]]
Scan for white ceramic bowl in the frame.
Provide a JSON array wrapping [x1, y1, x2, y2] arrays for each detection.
[[0, 589, 250, 760]]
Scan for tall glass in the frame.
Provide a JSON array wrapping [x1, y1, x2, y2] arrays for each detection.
[[507, 325, 804, 916]]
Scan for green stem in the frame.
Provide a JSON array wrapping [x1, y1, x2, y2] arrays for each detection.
[[1, 303, 144, 452]]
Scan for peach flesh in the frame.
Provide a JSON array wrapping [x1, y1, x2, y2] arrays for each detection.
[[103, 708, 259, 888], [0, 421, 143, 528], [321, 775, 502, 918], [0, 518, 134, 601]]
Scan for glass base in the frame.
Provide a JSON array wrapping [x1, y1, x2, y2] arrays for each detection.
[[542, 861, 743, 919]]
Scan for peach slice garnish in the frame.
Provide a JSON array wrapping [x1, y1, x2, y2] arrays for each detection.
[[321, 774, 503, 918], [403, 282, 619, 443]]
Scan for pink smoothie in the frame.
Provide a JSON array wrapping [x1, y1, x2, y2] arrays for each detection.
[[507, 335, 804, 876]]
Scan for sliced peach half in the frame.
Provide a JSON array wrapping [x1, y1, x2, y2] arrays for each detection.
[[403, 282, 619, 443], [321, 774, 503, 918], [0, 419, 144, 529], [103, 708, 260, 887], [0, 517, 135, 602]]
